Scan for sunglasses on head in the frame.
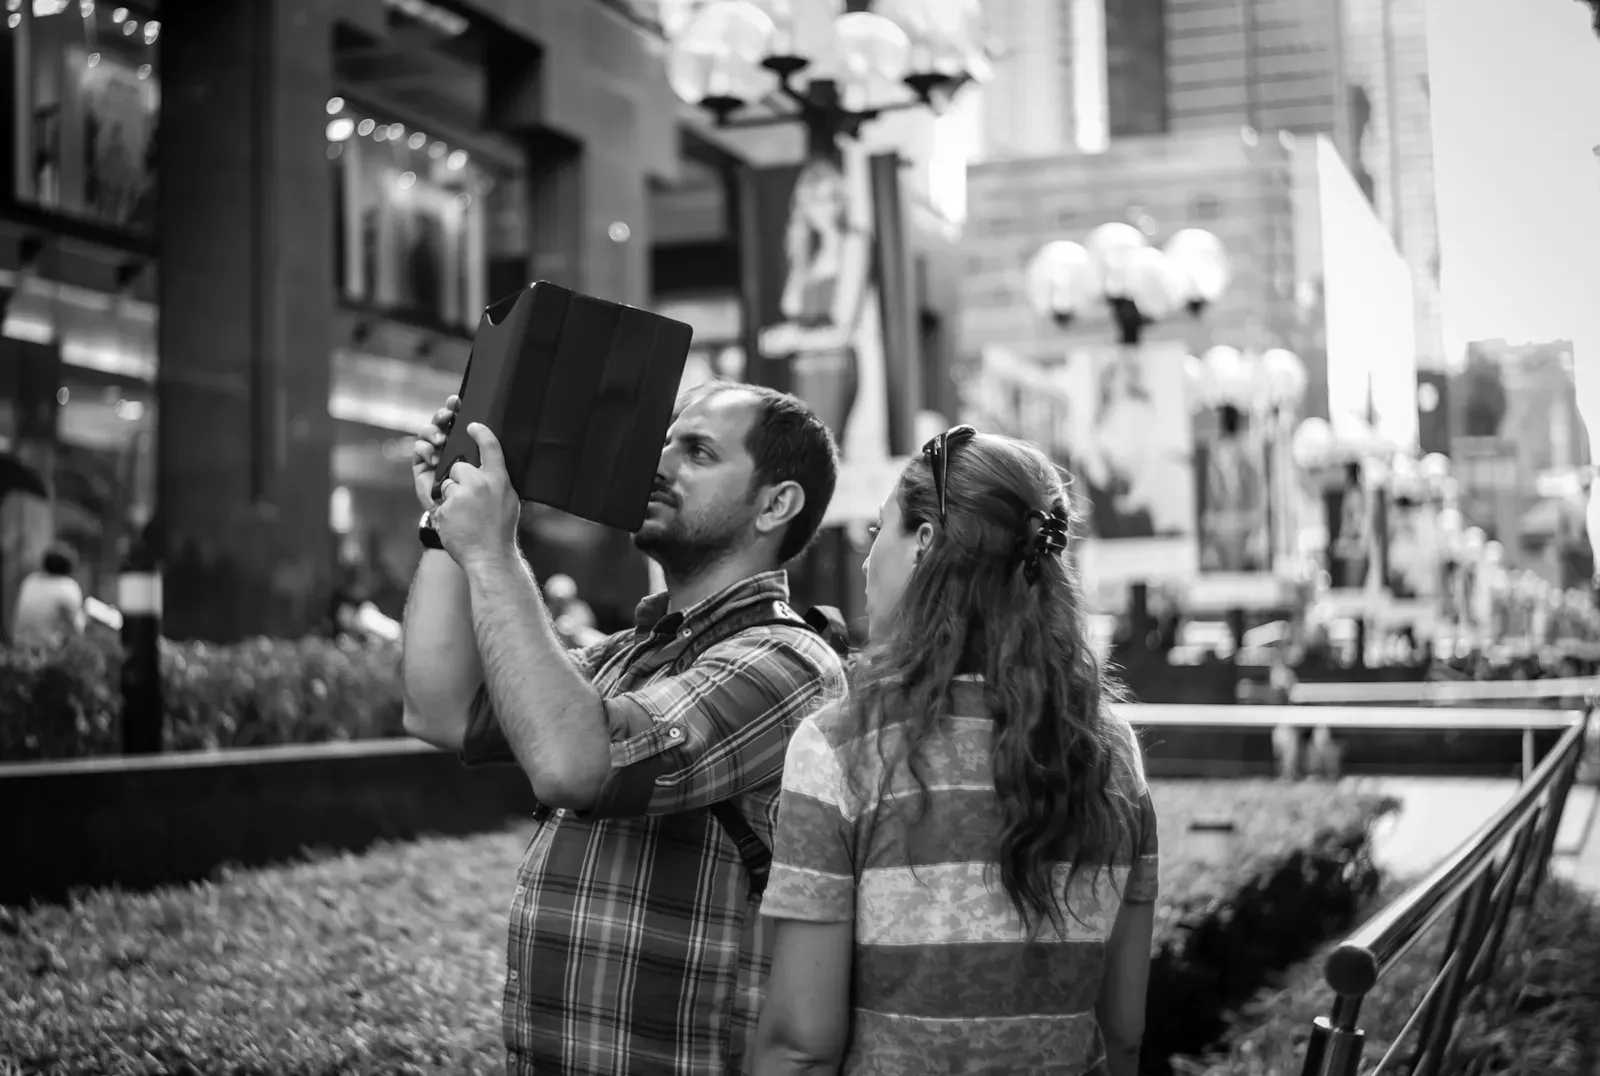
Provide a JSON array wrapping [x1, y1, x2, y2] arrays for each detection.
[[921, 424, 976, 522]]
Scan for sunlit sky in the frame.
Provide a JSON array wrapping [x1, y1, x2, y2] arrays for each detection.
[[1428, 0, 1600, 369]]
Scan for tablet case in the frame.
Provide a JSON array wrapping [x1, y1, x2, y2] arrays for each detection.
[[434, 282, 694, 533]]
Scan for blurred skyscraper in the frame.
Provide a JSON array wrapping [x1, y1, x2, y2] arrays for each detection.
[[974, 0, 1445, 371]]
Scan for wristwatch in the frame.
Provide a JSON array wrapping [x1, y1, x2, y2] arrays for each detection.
[[418, 510, 444, 551]]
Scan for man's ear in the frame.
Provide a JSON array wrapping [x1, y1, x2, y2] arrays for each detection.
[[755, 481, 806, 538]]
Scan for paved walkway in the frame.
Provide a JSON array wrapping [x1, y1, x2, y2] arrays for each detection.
[[1341, 776, 1600, 893]]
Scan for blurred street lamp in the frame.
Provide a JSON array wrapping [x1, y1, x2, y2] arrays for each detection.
[[1022, 220, 1231, 648], [1187, 345, 1305, 414], [1025, 225, 1231, 344], [665, 0, 989, 151]]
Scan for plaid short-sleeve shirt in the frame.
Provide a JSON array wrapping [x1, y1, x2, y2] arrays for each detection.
[[461, 570, 847, 1076]]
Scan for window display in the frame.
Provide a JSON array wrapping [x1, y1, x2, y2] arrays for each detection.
[[329, 101, 490, 332], [7, 1, 160, 233]]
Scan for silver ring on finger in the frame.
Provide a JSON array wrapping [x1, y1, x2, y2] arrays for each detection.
[[440, 477, 458, 497]]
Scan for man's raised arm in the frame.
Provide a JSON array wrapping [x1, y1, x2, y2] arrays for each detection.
[[432, 422, 613, 806], [400, 549, 484, 752], [399, 394, 488, 752]]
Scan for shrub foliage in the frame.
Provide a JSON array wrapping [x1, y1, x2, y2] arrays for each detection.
[[0, 632, 403, 762]]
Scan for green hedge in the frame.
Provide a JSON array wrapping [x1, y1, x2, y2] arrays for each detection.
[[1139, 782, 1395, 1074], [0, 632, 403, 762], [0, 781, 1394, 1075], [1178, 873, 1600, 1075]]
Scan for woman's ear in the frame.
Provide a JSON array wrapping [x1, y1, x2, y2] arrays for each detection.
[[915, 521, 935, 557]]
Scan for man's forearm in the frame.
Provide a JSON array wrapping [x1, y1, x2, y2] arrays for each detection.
[[461, 549, 612, 808], [401, 550, 484, 733]]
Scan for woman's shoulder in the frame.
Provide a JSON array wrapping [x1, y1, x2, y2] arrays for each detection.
[[1105, 708, 1152, 798], [800, 694, 870, 755]]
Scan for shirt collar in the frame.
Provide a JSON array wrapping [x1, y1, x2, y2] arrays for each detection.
[[632, 569, 792, 641]]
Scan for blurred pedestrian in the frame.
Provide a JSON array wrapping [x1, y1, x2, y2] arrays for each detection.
[[753, 428, 1157, 1076], [402, 382, 846, 1075], [543, 572, 604, 648], [13, 545, 85, 647]]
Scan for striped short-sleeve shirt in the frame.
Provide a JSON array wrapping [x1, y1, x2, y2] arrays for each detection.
[[761, 680, 1159, 1076]]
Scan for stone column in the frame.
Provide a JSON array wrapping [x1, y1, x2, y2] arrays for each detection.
[[155, 0, 336, 641]]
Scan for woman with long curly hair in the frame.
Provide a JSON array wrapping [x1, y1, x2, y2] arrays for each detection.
[[752, 427, 1158, 1076]]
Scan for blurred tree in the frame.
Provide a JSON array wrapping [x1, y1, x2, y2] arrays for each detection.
[[1455, 348, 1509, 437]]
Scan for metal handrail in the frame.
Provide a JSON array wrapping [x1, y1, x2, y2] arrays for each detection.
[[1116, 700, 1578, 781], [1299, 702, 1593, 1076], [1291, 676, 1597, 706]]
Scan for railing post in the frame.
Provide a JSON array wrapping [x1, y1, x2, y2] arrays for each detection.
[[118, 521, 164, 755], [1315, 948, 1378, 1076], [1316, 995, 1368, 1076], [1300, 1016, 1331, 1076]]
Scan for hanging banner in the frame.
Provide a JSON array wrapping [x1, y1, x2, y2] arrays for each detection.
[[1325, 464, 1373, 590], [1059, 341, 1202, 596], [1195, 404, 1272, 572], [740, 141, 900, 523]]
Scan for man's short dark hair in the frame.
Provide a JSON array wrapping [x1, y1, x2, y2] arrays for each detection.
[[691, 382, 839, 563], [42, 548, 75, 576]]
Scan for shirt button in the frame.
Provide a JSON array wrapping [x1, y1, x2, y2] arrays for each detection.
[[679, 628, 692, 638], [515, 884, 526, 895], [509, 970, 519, 983], [668, 726, 684, 740]]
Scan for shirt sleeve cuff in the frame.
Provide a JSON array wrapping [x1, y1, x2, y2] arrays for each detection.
[[760, 864, 855, 923], [578, 696, 688, 818]]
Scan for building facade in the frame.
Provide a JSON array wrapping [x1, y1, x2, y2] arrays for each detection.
[[973, 0, 1445, 370], [0, 0, 963, 641], [1453, 339, 1593, 584], [961, 128, 1416, 439], [959, 128, 1416, 600]]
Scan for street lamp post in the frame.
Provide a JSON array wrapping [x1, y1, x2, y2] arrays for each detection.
[[1026, 225, 1231, 343], [661, 1, 987, 616], [664, 0, 988, 150], [1025, 224, 1232, 649]]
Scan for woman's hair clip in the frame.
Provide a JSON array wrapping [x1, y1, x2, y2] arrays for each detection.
[[1018, 507, 1070, 583]]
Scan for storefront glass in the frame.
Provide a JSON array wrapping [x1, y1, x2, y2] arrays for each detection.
[[54, 368, 154, 599], [0, 264, 157, 620], [7, 1, 161, 234], [329, 101, 491, 333]]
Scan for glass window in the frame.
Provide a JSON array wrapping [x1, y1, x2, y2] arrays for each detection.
[[8, 1, 161, 233], [53, 371, 154, 601], [328, 102, 491, 332]]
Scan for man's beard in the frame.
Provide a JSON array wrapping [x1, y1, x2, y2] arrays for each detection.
[[633, 510, 749, 584]]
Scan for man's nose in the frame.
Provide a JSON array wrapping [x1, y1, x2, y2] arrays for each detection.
[[656, 442, 684, 476]]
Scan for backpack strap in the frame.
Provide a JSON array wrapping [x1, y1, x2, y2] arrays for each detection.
[[669, 599, 848, 901]]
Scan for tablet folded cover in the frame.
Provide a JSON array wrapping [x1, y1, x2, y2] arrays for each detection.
[[436, 282, 694, 533]]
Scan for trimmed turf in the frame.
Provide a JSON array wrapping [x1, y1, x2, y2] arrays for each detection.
[[0, 780, 1393, 1075]]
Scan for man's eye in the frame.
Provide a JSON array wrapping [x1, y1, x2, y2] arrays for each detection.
[[866, 523, 880, 540]]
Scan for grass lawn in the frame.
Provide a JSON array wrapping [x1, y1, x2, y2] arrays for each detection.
[[1178, 874, 1600, 1076], [0, 780, 1393, 1075]]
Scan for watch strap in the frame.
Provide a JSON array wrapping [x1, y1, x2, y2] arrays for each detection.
[[418, 510, 444, 551]]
